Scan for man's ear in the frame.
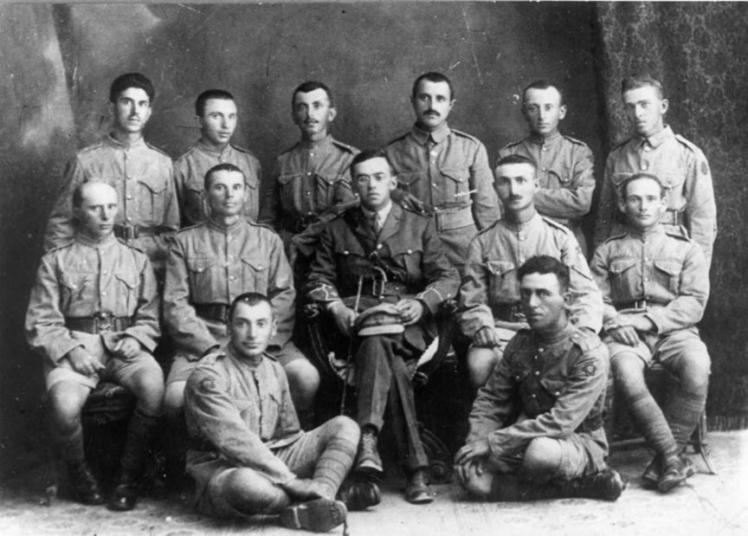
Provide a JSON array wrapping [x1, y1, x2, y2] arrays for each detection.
[[558, 104, 567, 121], [270, 317, 278, 339], [328, 106, 337, 123], [661, 98, 669, 116]]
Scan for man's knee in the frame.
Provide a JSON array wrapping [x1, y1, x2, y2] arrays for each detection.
[[522, 437, 562, 478], [47, 382, 89, 425], [467, 347, 500, 388], [127, 366, 165, 411], [218, 468, 288, 515], [324, 415, 360, 443], [284, 360, 320, 411], [611, 352, 647, 394], [671, 348, 711, 392], [163, 381, 186, 418]]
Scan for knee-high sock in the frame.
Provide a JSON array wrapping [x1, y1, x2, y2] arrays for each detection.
[[53, 423, 85, 464], [313, 433, 359, 499], [664, 385, 708, 450], [627, 390, 678, 457]]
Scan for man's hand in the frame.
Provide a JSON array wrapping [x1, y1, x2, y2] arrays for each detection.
[[65, 347, 105, 376], [112, 336, 142, 360], [395, 298, 424, 325], [473, 326, 500, 348], [281, 478, 328, 500], [328, 301, 357, 337], [454, 439, 491, 486], [609, 325, 640, 346], [609, 313, 654, 346]]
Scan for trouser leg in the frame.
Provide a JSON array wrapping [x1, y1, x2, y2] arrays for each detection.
[[209, 467, 290, 517], [355, 336, 393, 430]]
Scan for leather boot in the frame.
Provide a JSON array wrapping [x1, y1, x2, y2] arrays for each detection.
[[337, 477, 381, 511], [404, 469, 434, 504], [554, 469, 626, 501], [67, 460, 104, 505], [108, 410, 160, 511], [657, 453, 692, 493], [356, 428, 383, 474]]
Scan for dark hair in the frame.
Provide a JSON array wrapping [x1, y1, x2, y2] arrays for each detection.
[[229, 292, 273, 321], [621, 74, 664, 99], [204, 163, 245, 189], [72, 181, 116, 210], [109, 72, 155, 103], [495, 153, 536, 169], [292, 81, 334, 108], [522, 79, 564, 106], [412, 72, 454, 100], [518, 255, 570, 292], [620, 173, 666, 199], [350, 149, 395, 176], [195, 89, 235, 116]]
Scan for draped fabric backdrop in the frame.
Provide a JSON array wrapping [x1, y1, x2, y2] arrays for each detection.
[[1, 1, 747, 478]]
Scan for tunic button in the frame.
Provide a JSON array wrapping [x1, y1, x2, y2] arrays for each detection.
[[531, 394, 537, 399], [305, 191, 311, 196], [377, 244, 383, 250], [407, 249, 412, 254], [307, 172, 312, 176], [432, 183, 437, 187], [101, 292, 107, 296], [534, 371, 540, 376], [230, 276, 236, 281], [641, 163, 649, 171], [126, 195, 132, 200]]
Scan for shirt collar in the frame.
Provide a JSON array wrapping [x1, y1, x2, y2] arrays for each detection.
[[411, 122, 450, 145], [207, 216, 245, 233], [106, 133, 146, 150], [299, 134, 334, 151], [639, 125, 673, 149], [75, 231, 118, 249], [360, 200, 393, 227], [627, 223, 666, 240], [196, 138, 232, 157], [528, 130, 562, 146]]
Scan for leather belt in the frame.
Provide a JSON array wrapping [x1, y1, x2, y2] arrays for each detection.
[[66, 313, 133, 334], [194, 303, 229, 323], [615, 299, 649, 311], [661, 209, 684, 226], [359, 280, 408, 299], [114, 224, 166, 240], [432, 205, 473, 231], [493, 302, 524, 323]]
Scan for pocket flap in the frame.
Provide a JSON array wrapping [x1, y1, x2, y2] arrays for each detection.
[[439, 168, 469, 183], [241, 254, 267, 271], [609, 258, 636, 275], [486, 260, 515, 276], [278, 173, 300, 186], [654, 259, 681, 276], [187, 257, 215, 273], [114, 272, 138, 289], [395, 171, 421, 187], [138, 176, 167, 194], [540, 377, 565, 397]]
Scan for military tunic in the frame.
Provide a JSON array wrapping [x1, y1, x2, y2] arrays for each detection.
[[593, 126, 716, 267], [590, 226, 710, 363], [174, 140, 262, 227], [260, 135, 358, 233], [459, 213, 603, 340], [498, 132, 595, 254], [44, 135, 179, 269], [467, 326, 609, 471], [163, 218, 295, 364], [25, 233, 160, 385], [383, 123, 501, 268]]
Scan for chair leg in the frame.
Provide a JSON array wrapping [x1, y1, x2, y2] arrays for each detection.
[[691, 413, 717, 475]]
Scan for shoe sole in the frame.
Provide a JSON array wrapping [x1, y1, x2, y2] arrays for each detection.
[[356, 460, 384, 475], [279, 499, 347, 532]]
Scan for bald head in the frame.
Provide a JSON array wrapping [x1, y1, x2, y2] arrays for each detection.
[[73, 182, 118, 239]]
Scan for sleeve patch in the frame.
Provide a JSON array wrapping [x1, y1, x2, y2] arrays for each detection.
[[701, 161, 709, 175], [582, 363, 597, 377], [199, 378, 216, 393]]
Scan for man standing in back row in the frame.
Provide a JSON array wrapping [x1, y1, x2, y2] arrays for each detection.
[[174, 89, 262, 227], [384, 72, 500, 272], [44, 72, 179, 275], [594, 74, 716, 267], [498, 80, 595, 256]]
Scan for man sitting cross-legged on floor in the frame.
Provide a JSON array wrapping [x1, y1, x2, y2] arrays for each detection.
[[455, 255, 625, 502], [183, 292, 359, 532]]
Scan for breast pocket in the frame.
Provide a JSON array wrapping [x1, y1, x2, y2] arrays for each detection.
[[395, 172, 423, 195], [485, 260, 516, 302], [261, 392, 282, 440], [59, 271, 92, 314], [391, 245, 423, 284], [113, 272, 139, 314], [608, 257, 637, 300], [653, 259, 682, 295], [231, 398, 258, 433], [278, 173, 305, 214], [240, 254, 269, 293], [313, 173, 338, 211], [540, 377, 566, 399], [136, 177, 167, 222], [184, 183, 206, 222], [187, 257, 218, 303], [545, 168, 571, 189], [438, 167, 470, 206], [659, 170, 687, 209]]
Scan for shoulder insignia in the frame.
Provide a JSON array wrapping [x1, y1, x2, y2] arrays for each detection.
[[277, 142, 302, 158], [665, 225, 691, 241], [264, 351, 278, 362], [501, 139, 523, 151], [570, 329, 602, 353], [673, 134, 701, 154], [562, 135, 588, 147], [331, 139, 357, 154], [451, 128, 480, 143], [247, 219, 277, 232], [603, 232, 628, 243], [385, 131, 411, 146], [116, 237, 146, 254], [475, 218, 503, 236], [77, 141, 105, 155], [231, 143, 258, 158], [177, 222, 206, 234], [541, 215, 572, 233], [144, 141, 172, 160], [610, 137, 633, 152], [45, 241, 75, 256]]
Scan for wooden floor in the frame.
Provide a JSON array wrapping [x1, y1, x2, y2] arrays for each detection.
[[1, 431, 747, 536]]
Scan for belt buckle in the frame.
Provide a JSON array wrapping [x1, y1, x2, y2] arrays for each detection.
[[633, 299, 647, 310], [94, 311, 114, 332], [119, 223, 136, 240]]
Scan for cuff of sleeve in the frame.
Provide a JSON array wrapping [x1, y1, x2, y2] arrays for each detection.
[[49, 340, 84, 364], [121, 329, 157, 352], [308, 284, 341, 305], [415, 286, 445, 314], [644, 312, 664, 334]]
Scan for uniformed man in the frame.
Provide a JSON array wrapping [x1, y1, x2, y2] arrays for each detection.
[[590, 173, 710, 493], [498, 80, 595, 255], [26, 182, 163, 511], [306, 150, 460, 505], [455, 255, 624, 502], [183, 292, 357, 531], [174, 89, 262, 227], [259, 80, 359, 255], [459, 154, 603, 388], [163, 163, 319, 423], [593, 74, 716, 267], [44, 72, 179, 274], [383, 71, 500, 271]]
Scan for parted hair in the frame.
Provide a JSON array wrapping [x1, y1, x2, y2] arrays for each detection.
[[517, 255, 570, 293], [109, 72, 155, 103], [350, 149, 395, 175], [412, 71, 455, 100], [522, 79, 565, 106], [495, 153, 536, 169], [620, 172, 666, 199], [292, 81, 334, 107], [229, 292, 273, 321], [621, 74, 665, 99], [195, 89, 235, 116]]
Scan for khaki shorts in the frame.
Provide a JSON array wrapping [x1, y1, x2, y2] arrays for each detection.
[[606, 327, 709, 368], [45, 332, 160, 391]]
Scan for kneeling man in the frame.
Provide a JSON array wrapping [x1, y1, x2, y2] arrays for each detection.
[[26, 182, 163, 511], [455, 256, 624, 502], [183, 293, 358, 531]]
